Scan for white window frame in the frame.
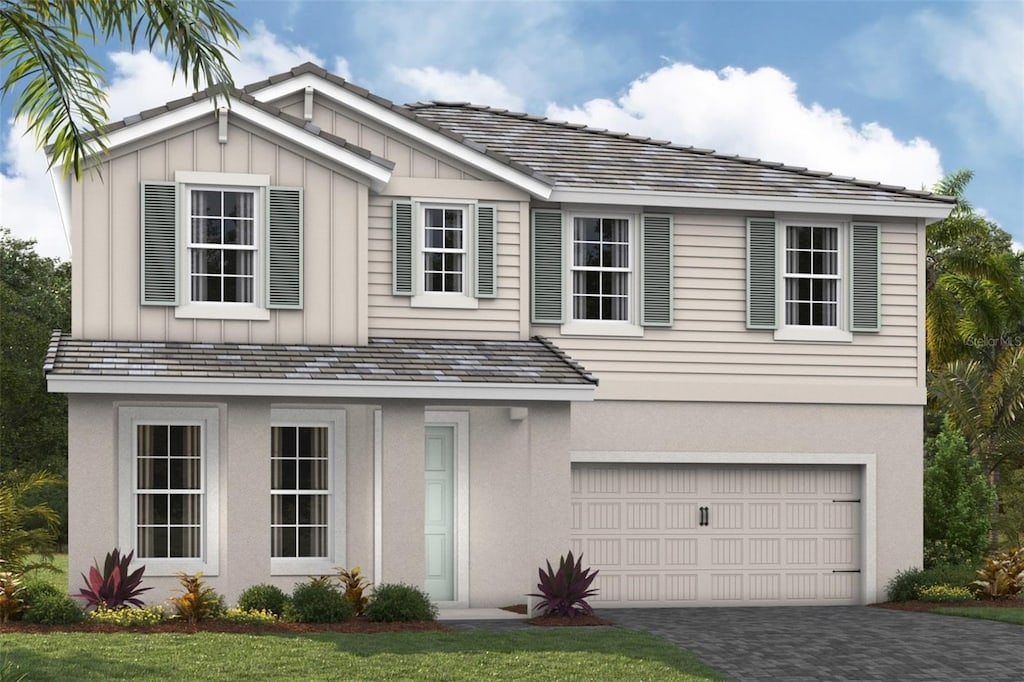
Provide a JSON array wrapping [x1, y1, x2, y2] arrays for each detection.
[[411, 199, 479, 310], [118, 405, 220, 576], [561, 209, 642, 337], [270, 408, 346, 576], [174, 171, 271, 321], [774, 216, 853, 343]]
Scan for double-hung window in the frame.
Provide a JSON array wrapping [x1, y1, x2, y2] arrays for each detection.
[[119, 406, 219, 576], [392, 200, 497, 308], [571, 216, 632, 322], [746, 216, 880, 340], [270, 408, 345, 575], [140, 172, 303, 319]]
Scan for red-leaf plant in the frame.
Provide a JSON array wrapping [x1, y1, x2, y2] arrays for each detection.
[[77, 548, 152, 609], [528, 550, 600, 617]]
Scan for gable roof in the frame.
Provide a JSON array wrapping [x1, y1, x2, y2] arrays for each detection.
[[43, 332, 597, 402], [406, 102, 955, 216]]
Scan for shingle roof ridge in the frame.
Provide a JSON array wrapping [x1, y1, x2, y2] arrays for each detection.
[[407, 101, 955, 204]]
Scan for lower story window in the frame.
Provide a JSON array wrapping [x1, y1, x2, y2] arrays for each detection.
[[135, 424, 203, 558], [271, 426, 330, 559]]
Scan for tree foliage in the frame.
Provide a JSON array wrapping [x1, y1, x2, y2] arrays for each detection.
[[0, 469, 64, 574], [923, 421, 996, 567], [0, 0, 246, 178]]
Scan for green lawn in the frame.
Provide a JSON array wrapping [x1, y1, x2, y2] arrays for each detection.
[[0, 629, 725, 681], [930, 606, 1024, 625]]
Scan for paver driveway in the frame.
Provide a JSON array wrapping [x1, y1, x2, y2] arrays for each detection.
[[600, 606, 1022, 681]]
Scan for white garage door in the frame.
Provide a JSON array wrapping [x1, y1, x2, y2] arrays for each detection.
[[570, 464, 862, 607]]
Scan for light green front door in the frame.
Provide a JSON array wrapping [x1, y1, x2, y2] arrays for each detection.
[[424, 426, 455, 601]]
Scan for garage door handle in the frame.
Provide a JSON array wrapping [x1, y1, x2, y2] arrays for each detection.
[[698, 506, 709, 527]]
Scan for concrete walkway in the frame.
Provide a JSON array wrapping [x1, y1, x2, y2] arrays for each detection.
[[600, 606, 1023, 682]]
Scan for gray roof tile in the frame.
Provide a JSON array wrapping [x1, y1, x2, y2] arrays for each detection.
[[44, 333, 597, 387]]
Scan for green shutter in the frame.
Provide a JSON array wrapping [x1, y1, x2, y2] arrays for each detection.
[[140, 181, 178, 306], [640, 214, 673, 327], [746, 218, 777, 329], [393, 200, 413, 296], [531, 209, 564, 323], [266, 186, 303, 309], [475, 203, 497, 298], [850, 223, 880, 332]]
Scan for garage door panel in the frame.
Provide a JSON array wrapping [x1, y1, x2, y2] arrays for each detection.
[[571, 464, 862, 607]]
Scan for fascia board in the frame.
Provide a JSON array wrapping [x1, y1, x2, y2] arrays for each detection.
[[46, 375, 595, 402], [252, 73, 553, 200], [102, 98, 392, 189], [549, 187, 954, 221]]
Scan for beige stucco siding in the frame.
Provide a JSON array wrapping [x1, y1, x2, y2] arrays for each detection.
[[536, 213, 925, 405], [569, 400, 923, 603], [72, 119, 367, 346]]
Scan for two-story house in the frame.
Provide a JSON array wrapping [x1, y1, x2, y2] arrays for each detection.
[[44, 63, 953, 609]]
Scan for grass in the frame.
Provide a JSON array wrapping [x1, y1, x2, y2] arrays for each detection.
[[22, 554, 68, 592], [0, 629, 725, 681], [930, 607, 1024, 625]]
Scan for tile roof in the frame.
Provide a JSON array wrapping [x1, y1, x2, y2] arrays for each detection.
[[405, 102, 955, 206], [44, 331, 597, 387]]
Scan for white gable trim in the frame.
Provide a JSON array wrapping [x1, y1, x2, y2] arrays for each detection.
[[94, 97, 393, 191], [251, 72, 553, 200], [47, 374, 595, 402], [549, 187, 953, 222]]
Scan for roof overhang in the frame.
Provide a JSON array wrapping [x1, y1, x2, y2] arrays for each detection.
[[250, 72, 554, 200], [52, 96, 394, 193], [46, 374, 595, 402], [549, 187, 955, 222]]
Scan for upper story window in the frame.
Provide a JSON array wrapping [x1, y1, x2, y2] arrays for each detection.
[[423, 207, 466, 294], [571, 216, 631, 322], [784, 225, 839, 327], [746, 217, 880, 341], [392, 200, 497, 309], [140, 173, 303, 320], [188, 189, 257, 304]]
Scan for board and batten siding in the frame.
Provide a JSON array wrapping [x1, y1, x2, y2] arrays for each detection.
[[72, 119, 367, 346], [366, 196, 524, 339], [535, 212, 924, 404]]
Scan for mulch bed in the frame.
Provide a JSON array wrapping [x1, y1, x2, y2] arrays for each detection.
[[0, 617, 451, 635], [870, 599, 1024, 613]]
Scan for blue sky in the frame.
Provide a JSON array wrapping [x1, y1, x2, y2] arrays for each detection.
[[2, 0, 1022, 259]]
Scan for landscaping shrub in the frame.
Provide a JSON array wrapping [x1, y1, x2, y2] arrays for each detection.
[[0, 571, 26, 623], [972, 547, 1024, 599], [923, 421, 995, 568], [290, 580, 353, 623], [219, 607, 278, 624], [528, 550, 599, 617], [337, 566, 372, 616], [169, 573, 224, 624], [886, 564, 977, 602], [76, 548, 151, 609], [365, 583, 437, 622], [22, 591, 84, 625], [918, 584, 974, 602], [237, 583, 289, 617], [88, 605, 164, 627]]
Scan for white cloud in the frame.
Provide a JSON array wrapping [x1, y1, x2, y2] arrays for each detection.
[[1014, 241, 1024, 255], [545, 63, 944, 190], [917, 3, 1024, 146], [390, 66, 525, 110], [0, 23, 331, 261]]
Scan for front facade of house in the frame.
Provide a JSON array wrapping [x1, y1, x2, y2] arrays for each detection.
[[45, 63, 952, 608]]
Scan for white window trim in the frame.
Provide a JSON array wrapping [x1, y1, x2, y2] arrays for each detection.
[[561, 209, 642, 337], [174, 171, 272, 321], [270, 407, 346, 576], [117, 405, 220, 576], [774, 216, 853, 343], [410, 198, 479, 310]]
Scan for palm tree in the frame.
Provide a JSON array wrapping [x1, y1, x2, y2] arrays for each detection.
[[0, 0, 246, 178], [0, 470, 65, 574]]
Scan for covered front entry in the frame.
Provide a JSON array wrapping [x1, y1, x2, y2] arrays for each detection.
[[571, 463, 863, 606]]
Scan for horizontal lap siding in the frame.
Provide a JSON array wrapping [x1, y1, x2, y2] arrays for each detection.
[[539, 214, 922, 393], [366, 197, 522, 338]]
